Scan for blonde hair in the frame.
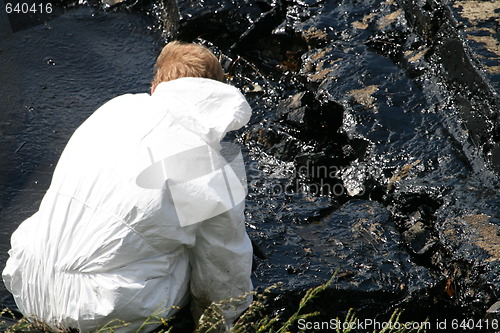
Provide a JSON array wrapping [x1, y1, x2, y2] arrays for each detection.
[[151, 41, 224, 91]]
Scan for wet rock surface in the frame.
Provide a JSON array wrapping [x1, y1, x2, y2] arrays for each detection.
[[1, 0, 499, 331]]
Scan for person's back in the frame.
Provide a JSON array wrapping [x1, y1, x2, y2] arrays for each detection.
[[2, 42, 253, 332]]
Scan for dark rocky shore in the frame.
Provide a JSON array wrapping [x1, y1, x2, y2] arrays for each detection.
[[1, 0, 498, 331]]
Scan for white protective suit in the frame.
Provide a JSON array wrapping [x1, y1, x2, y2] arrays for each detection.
[[2, 77, 254, 332]]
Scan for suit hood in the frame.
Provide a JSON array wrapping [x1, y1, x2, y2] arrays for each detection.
[[151, 77, 252, 143]]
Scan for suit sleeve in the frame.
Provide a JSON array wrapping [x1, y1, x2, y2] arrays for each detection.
[[187, 202, 253, 330]]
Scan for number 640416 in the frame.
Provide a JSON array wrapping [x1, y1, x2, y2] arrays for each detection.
[[5, 2, 53, 14]]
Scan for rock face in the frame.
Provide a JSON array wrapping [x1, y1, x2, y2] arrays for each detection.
[[297, 200, 434, 298], [0, 0, 498, 330], [397, 0, 500, 175]]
